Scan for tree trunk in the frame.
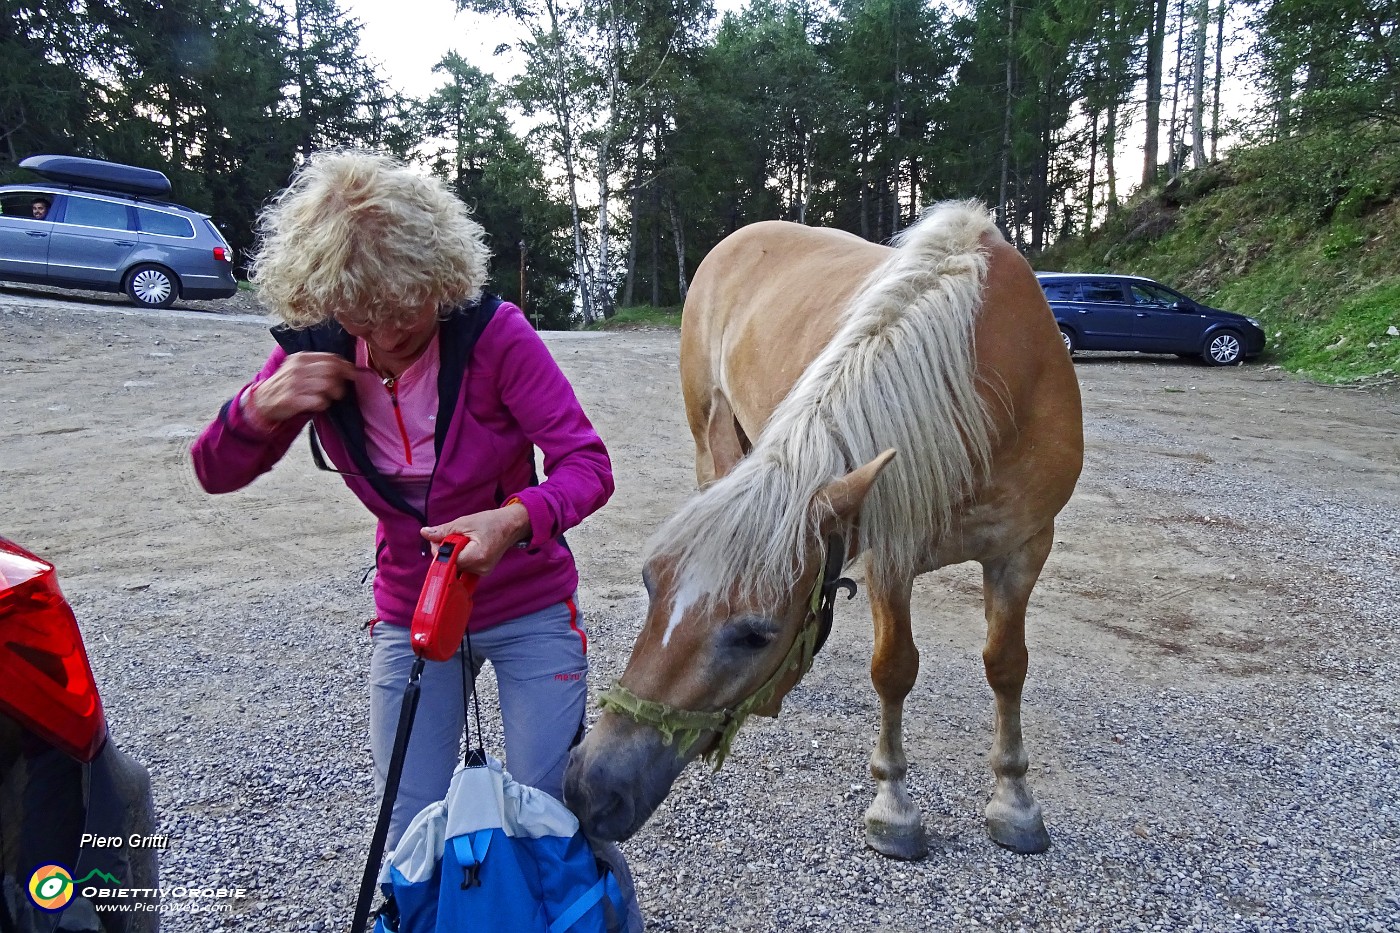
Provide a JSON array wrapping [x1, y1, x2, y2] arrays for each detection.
[[667, 193, 687, 302], [998, 0, 1015, 233], [595, 6, 621, 319], [650, 174, 661, 308], [1106, 94, 1119, 212], [542, 0, 591, 324], [859, 122, 871, 239], [796, 131, 809, 224], [627, 142, 641, 305], [293, 0, 313, 157], [596, 135, 614, 319], [1167, 0, 1186, 180], [1210, 0, 1226, 162], [1190, 0, 1209, 168], [1085, 104, 1099, 232], [1142, 0, 1168, 188]]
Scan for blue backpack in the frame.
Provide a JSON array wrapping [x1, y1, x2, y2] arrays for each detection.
[[371, 756, 625, 933]]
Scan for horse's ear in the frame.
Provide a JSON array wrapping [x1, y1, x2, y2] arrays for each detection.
[[816, 449, 896, 523], [706, 389, 746, 480]]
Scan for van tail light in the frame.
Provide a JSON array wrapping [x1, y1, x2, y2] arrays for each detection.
[[213, 246, 231, 262], [0, 538, 107, 762]]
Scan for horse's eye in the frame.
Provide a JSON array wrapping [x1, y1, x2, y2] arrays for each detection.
[[727, 619, 777, 651], [739, 624, 772, 647]]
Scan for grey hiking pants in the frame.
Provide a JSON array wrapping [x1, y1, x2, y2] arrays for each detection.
[[369, 596, 589, 850]]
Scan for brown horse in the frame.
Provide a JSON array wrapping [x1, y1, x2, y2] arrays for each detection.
[[565, 201, 1083, 859]]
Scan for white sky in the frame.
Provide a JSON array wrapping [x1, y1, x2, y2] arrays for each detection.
[[344, 0, 523, 97], [345, 0, 749, 99]]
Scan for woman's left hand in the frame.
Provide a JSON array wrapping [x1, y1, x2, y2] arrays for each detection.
[[421, 502, 531, 576]]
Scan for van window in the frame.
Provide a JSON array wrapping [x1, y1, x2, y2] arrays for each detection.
[[1041, 280, 1079, 300], [137, 207, 195, 238], [1130, 283, 1178, 306], [62, 196, 133, 231], [1080, 281, 1126, 303]]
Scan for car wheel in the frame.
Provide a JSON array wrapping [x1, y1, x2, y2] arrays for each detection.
[[1059, 326, 1076, 355], [1202, 330, 1243, 366], [125, 263, 177, 309]]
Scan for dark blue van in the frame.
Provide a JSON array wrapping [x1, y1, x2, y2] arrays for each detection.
[[1036, 272, 1266, 365]]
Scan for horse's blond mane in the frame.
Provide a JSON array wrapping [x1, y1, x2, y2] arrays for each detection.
[[648, 200, 999, 608]]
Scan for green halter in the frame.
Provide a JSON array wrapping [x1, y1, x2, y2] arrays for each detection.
[[596, 536, 855, 770]]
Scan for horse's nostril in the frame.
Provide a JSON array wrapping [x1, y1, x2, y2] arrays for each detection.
[[588, 794, 636, 843]]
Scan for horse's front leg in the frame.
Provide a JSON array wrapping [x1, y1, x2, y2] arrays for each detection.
[[862, 570, 928, 859], [979, 523, 1054, 853]]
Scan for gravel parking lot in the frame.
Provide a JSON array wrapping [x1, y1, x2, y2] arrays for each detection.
[[2, 287, 1397, 932]]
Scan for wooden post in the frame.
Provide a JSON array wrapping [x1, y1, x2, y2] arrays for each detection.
[[518, 238, 531, 327]]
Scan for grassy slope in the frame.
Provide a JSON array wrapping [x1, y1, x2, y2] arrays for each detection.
[[1037, 134, 1400, 385], [585, 304, 683, 330]]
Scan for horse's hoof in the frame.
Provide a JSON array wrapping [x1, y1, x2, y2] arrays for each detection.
[[985, 812, 1051, 854], [864, 818, 929, 860]]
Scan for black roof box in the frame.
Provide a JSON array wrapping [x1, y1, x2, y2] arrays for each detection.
[[19, 155, 172, 199]]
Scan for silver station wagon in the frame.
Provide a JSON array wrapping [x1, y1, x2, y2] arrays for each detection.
[[0, 154, 237, 308]]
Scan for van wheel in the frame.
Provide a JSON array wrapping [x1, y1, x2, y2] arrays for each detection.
[[125, 264, 177, 309], [1202, 330, 1243, 366], [1059, 326, 1076, 355]]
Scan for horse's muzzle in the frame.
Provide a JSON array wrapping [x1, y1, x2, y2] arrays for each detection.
[[565, 712, 693, 842]]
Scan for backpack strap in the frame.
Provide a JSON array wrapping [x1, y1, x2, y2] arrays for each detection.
[[449, 832, 493, 890], [547, 875, 610, 933]]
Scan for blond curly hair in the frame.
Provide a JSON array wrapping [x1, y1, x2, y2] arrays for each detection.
[[250, 151, 491, 329]]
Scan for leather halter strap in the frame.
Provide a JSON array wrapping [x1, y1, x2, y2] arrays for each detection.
[[596, 535, 856, 769]]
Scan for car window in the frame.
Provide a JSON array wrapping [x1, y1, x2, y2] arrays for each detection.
[[1041, 280, 1079, 300], [1080, 281, 1126, 303], [1130, 283, 1177, 306], [137, 207, 195, 238], [61, 196, 133, 231], [1, 191, 52, 219], [203, 218, 230, 245]]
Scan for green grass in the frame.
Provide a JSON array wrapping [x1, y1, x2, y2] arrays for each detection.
[[588, 304, 683, 330]]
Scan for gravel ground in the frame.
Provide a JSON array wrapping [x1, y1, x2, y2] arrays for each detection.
[[2, 290, 1397, 931]]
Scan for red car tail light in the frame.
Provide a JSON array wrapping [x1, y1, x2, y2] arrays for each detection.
[[0, 538, 107, 762], [213, 246, 231, 262]]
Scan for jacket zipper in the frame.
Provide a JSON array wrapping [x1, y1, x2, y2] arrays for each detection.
[[381, 373, 438, 554], [382, 376, 413, 466]]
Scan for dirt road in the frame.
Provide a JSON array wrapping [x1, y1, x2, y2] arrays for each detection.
[[2, 288, 1396, 931]]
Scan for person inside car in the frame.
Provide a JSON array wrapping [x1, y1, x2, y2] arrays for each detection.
[[30, 198, 49, 220]]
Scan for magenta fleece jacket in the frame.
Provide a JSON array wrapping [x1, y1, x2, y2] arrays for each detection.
[[191, 299, 614, 631]]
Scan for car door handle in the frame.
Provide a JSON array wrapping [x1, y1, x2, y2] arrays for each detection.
[[1076, 309, 1088, 314], [27, 231, 48, 238], [1135, 312, 1147, 317], [112, 240, 133, 246]]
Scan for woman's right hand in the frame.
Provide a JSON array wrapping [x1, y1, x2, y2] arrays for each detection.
[[247, 352, 358, 424]]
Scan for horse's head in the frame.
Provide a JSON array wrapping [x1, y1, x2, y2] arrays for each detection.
[[566, 450, 894, 842]]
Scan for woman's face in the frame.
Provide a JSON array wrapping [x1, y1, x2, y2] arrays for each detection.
[[335, 300, 439, 373]]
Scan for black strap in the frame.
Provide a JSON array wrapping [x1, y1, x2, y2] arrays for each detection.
[[351, 656, 425, 933], [460, 626, 486, 769], [814, 534, 857, 655]]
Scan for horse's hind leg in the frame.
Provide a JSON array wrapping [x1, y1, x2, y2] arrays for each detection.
[[979, 523, 1054, 853], [863, 571, 929, 860]]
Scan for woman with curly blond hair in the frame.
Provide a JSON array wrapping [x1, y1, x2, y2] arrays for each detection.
[[190, 151, 616, 856]]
